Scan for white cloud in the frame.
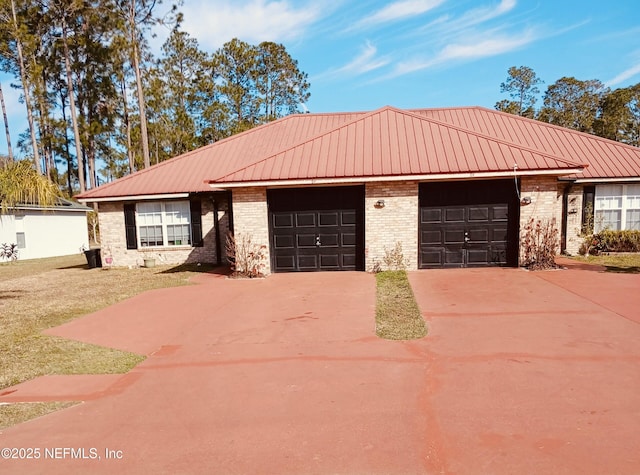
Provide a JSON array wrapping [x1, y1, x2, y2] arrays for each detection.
[[419, 0, 516, 39], [606, 63, 640, 87], [316, 41, 390, 80], [389, 30, 535, 78], [177, 0, 323, 50], [353, 0, 445, 29]]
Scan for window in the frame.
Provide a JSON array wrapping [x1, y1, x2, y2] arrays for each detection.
[[594, 184, 640, 232], [16, 232, 26, 249], [136, 201, 191, 247]]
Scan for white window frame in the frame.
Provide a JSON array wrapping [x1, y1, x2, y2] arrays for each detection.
[[594, 184, 640, 232], [136, 201, 192, 248]]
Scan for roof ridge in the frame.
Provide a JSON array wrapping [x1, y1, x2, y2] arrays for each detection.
[[209, 105, 398, 182], [384, 107, 587, 169], [210, 105, 585, 184], [459, 106, 640, 154]]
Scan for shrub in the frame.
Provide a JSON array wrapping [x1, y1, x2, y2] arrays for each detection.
[[382, 241, 408, 271], [520, 218, 559, 270], [584, 230, 640, 255], [0, 243, 19, 262], [225, 233, 267, 278]]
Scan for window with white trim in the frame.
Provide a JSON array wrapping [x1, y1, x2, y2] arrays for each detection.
[[594, 184, 640, 232], [137, 201, 191, 247]]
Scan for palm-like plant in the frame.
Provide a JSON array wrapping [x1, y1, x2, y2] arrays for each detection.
[[0, 159, 61, 212]]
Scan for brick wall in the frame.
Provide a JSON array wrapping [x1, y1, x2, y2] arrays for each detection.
[[230, 187, 271, 275], [365, 181, 419, 271], [98, 194, 228, 267], [565, 184, 585, 255], [518, 176, 563, 263]]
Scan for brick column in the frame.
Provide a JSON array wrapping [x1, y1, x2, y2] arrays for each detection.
[[365, 181, 419, 271], [231, 187, 271, 274]]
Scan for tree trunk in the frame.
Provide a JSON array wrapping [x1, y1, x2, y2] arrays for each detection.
[[59, 90, 73, 196], [132, 41, 150, 168], [10, 0, 41, 172], [0, 83, 13, 161], [61, 19, 86, 193], [121, 79, 135, 173]]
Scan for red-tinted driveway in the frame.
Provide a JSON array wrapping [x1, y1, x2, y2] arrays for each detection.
[[1, 261, 639, 474]]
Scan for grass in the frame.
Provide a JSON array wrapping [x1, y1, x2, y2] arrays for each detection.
[[0, 402, 78, 430], [375, 270, 427, 340], [0, 253, 218, 428], [572, 253, 640, 273]]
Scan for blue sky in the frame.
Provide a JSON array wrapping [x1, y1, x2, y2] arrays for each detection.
[[2, 0, 640, 158]]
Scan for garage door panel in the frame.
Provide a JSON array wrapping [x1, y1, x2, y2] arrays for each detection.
[[275, 255, 296, 270], [342, 254, 357, 267], [469, 206, 489, 222], [491, 226, 508, 241], [422, 208, 442, 223], [444, 229, 465, 245], [444, 250, 464, 265], [269, 187, 364, 272], [274, 235, 294, 249], [493, 206, 509, 221], [468, 228, 489, 243], [422, 230, 442, 246], [419, 180, 518, 268], [319, 234, 339, 247], [444, 208, 465, 223], [341, 211, 356, 225], [296, 213, 316, 227], [467, 249, 489, 264], [273, 214, 294, 228], [297, 234, 317, 248], [298, 255, 318, 269], [318, 212, 339, 226], [342, 233, 356, 246], [319, 254, 340, 268]]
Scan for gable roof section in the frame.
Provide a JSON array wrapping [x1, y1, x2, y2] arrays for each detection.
[[411, 106, 640, 181], [210, 106, 585, 186]]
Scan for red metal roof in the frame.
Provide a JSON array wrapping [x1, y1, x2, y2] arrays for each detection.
[[412, 106, 640, 180], [77, 105, 640, 200], [212, 107, 583, 184]]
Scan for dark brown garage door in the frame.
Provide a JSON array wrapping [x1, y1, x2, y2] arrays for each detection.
[[268, 186, 364, 272], [419, 180, 519, 268]]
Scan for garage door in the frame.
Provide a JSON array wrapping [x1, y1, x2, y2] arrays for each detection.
[[268, 186, 364, 272], [419, 180, 519, 268]]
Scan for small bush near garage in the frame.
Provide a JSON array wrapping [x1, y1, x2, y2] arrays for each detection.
[[375, 271, 427, 340], [225, 232, 268, 278], [520, 218, 559, 270], [579, 230, 640, 255]]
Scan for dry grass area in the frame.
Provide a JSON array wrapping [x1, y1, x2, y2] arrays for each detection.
[[375, 270, 427, 340], [0, 402, 78, 430], [0, 254, 217, 428], [572, 254, 640, 273]]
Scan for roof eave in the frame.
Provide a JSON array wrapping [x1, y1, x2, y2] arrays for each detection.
[[77, 192, 190, 203], [572, 177, 640, 184], [208, 168, 585, 189]]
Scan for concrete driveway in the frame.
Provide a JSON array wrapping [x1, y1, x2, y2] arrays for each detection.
[[1, 261, 639, 474]]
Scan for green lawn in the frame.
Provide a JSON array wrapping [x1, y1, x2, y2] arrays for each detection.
[[375, 271, 427, 340], [572, 254, 640, 273]]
